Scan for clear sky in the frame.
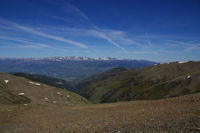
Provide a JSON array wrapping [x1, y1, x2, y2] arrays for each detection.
[[0, 0, 200, 62]]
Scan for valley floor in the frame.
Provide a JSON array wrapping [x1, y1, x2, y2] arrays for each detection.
[[0, 93, 200, 133]]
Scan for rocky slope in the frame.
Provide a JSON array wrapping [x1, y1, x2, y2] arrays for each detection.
[[1, 93, 200, 132]]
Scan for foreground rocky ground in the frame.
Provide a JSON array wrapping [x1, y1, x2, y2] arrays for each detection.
[[0, 93, 200, 133]]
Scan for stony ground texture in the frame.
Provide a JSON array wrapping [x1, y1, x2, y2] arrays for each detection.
[[0, 93, 200, 133]]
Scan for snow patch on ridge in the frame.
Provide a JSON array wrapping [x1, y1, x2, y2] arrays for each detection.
[[4, 80, 9, 84], [29, 81, 40, 86]]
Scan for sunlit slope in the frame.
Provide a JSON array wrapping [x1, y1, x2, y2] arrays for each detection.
[[78, 61, 200, 103], [0, 72, 89, 106]]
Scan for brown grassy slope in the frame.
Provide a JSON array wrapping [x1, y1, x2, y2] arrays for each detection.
[[0, 93, 200, 133], [0, 72, 89, 106], [78, 61, 200, 103], [132, 61, 200, 80]]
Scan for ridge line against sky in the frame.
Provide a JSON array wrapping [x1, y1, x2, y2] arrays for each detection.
[[0, 0, 200, 62]]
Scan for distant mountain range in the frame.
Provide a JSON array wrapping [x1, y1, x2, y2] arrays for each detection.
[[77, 61, 200, 103], [0, 57, 156, 84], [0, 56, 155, 61]]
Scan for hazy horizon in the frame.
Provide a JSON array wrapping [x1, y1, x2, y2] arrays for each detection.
[[0, 0, 200, 62]]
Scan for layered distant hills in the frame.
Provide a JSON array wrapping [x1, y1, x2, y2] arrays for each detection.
[[0, 57, 156, 84], [77, 61, 200, 103]]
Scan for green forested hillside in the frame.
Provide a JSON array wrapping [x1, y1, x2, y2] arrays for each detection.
[[77, 61, 200, 103]]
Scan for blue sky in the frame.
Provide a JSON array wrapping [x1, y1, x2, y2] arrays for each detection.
[[0, 0, 200, 62]]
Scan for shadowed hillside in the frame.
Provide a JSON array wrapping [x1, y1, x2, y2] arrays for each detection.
[[77, 61, 200, 103], [11, 72, 76, 92]]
